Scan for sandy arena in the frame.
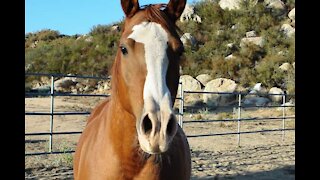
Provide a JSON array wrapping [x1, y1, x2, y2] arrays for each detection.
[[25, 96, 295, 179]]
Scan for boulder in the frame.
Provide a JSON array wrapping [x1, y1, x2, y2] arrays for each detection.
[[246, 30, 257, 38], [180, 4, 202, 23], [252, 83, 268, 95], [178, 75, 202, 105], [219, 0, 241, 10], [195, 74, 212, 87], [226, 43, 234, 48], [225, 54, 236, 60], [265, 0, 286, 15], [54, 77, 78, 91], [203, 78, 238, 107], [40, 76, 51, 85], [25, 64, 32, 71], [235, 85, 248, 94], [268, 87, 284, 103], [245, 90, 259, 99], [180, 33, 197, 47], [85, 36, 93, 42], [277, 100, 295, 111], [243, 97, 270, 106], [279, 62, 292, 71], [288, 8, 295, 21], [290, 20, 295, 28], [31, 84, 51, 93], [281, 24, 295, 37], [111, 25, 120, 32], [240, 37, 265, 48], [231, 24, 238, 30], [96, 80, 112, 93]]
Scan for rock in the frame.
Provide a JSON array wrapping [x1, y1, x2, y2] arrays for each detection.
[[235, 85, 248, 94], [71, 88, 78, 94], [279, 62, 292, 71], [281, 24, 295, 37], [291, 20, 295, 28], [95, 80, 111, 93], [277, 51, 286, 56], [292, 62, 295, 69], [246, 30, 257, 38], [245, 90, 259, 99], [180, 33, 197, 47], [76, 36, 82, 41], [180, 4, 202, 23], [219, 0, 241, 10], [197, 167, 204, 171], [196, 74, 212, 87], [268, 87, 284, 103], [203, 78, 238, 107], [225, 54, 236, 60], [40, 76, 51, 85], [178, 75, 202, 105], [85, 36, 93, 42], [243, 97, 270, 106], [240, 37, 265, 48], [54, 77, 78, 91], [31, 85, 51, 93], [227, 43, 234, 48], [111, 25, 120, 32], [252, 83, 268, 95], [231, 24, 238, 30], [277, 99, 295, 111], [265, 0, 286, 15], [192, 15, 202, 23], [277, 101, 295, 111], [288, 8, 295, 21], [25, 64, 32, 71]]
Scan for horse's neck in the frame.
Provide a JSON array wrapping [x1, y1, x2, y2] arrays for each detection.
[[108, 99, 146, 168], [107, 57, 148, 172]]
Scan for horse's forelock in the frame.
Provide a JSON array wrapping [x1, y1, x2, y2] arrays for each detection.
[[143, 4, 181, 37]]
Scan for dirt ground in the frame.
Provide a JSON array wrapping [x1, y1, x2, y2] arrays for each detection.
[[25, 96, 295, 179]]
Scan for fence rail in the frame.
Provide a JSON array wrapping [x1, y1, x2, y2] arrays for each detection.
[[25, 73, 295, 156]]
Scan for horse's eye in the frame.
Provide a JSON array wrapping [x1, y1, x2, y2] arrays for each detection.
[[120, 45, 128, 55]]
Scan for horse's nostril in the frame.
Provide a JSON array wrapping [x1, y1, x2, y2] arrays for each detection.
[[166, 114, 176, 136], [142, 115, 153, 135]]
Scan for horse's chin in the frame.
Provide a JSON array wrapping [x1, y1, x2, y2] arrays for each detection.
[[137, 137, 169, 155]]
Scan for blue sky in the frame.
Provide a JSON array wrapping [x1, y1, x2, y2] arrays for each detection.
[[26, 0, 196, 36]]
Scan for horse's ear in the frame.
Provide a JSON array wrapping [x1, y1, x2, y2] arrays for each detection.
[[164, 0, 186, 22], [121, 0, 140, 18]]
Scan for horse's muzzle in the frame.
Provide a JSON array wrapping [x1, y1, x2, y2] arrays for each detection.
[[137, 110, 178, 154]]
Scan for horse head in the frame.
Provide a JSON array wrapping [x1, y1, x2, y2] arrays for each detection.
[[112, 0, 186, 154]]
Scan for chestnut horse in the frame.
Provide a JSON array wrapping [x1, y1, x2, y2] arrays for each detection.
[[73, 0, 191, 179]]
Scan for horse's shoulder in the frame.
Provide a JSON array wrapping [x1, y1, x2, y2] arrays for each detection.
[[86, 97, 111, 125]]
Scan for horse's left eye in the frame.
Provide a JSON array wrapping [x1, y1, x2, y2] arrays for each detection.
[[120, 46, 128, 55]]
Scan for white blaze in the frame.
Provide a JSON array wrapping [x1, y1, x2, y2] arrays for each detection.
[[128, 21, 172, 111]]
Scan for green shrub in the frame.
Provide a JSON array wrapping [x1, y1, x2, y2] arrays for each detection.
[[25, 0, 295, 90]]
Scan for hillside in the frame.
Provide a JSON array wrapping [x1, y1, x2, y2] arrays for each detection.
[[25, 0, 295, 93]]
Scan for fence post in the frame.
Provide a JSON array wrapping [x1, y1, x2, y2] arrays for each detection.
[[237, 93, 242, 147], [179, 82, 184, 129], [49, 75, 55, 152], [282, 91, 286, 142]]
